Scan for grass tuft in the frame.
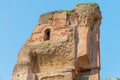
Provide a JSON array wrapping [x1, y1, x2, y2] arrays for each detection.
[[66, 10, 71, 15], [75, 2, 99, 7], [76, 3, 81, 7]]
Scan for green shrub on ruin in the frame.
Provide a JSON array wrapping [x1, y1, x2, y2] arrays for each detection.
[[76, 3, 81, 7], [75, 2, 99, 8], [66, 10, 71, 15], [47, 41, 51, 46], [89, 2, 99, 7]]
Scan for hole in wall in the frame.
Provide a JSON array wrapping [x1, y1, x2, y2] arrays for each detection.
[[44, 29, 50, 41], [17, 74, 19, 77], [95, 18, 97, 22]]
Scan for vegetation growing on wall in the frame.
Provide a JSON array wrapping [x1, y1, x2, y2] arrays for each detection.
[[76, 3, 81, 7], [89, 3, 99, 7], [76, 2, 99, 7], [66, 10, 71, 15], [47, 41, 51, 46]]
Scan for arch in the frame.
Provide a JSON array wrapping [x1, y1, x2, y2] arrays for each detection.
[[44, 29, 50, 41]]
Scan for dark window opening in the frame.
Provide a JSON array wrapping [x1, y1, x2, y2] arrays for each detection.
[[95, 18, 97, 22], [17, 74, 19, 77], [44, 29, 50, 41]]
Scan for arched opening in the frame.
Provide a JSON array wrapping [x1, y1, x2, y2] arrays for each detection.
[[44, 29, 50, 41]]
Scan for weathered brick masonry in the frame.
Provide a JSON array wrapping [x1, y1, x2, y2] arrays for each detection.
[[12, 4, 102, 80]]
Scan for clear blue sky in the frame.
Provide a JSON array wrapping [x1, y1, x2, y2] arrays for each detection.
[[0, 0, 120, 80]]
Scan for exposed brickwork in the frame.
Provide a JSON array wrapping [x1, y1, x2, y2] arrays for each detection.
[[106, 78, 120, 80], [12, 4, 102, 80]]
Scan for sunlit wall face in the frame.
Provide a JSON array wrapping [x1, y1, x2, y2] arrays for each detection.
[[0, 0, 120, 80]]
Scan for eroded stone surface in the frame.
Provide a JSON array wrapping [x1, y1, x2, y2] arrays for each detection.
[[106, 78, 120, 80], [12, 4, 102, 80]]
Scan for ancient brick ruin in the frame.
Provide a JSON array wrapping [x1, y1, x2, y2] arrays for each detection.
[[12, 4, 102, 80], [106, 78, 120, 80]]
